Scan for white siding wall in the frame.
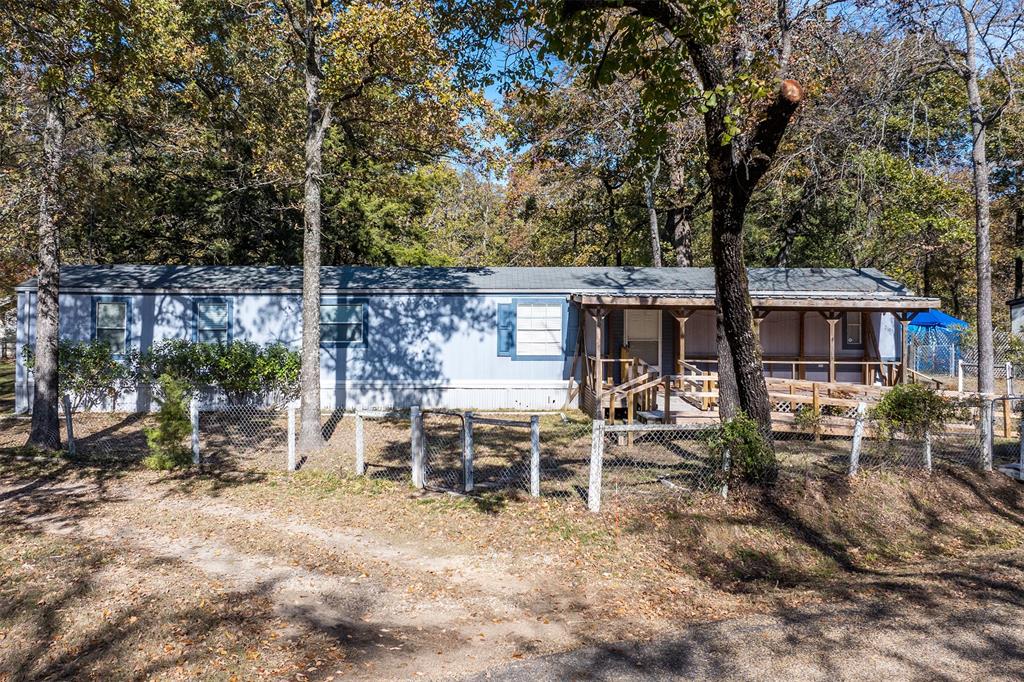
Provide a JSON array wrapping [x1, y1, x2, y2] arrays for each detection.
[[15, 291, 576, 413]]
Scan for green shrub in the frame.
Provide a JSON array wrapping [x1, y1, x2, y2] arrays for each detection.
[[710, 412, 777, 485], [24, 340, 139, 410], [138, 339, 208, 392], [871, 383, 952, 439], [143, 373, 193, 471], [206, 340, 300, 402], [792, 405, 822, 432], [141, 339, 299, 403]]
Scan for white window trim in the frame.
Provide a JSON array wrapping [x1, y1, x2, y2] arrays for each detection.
[[514, 301, 563, 358]]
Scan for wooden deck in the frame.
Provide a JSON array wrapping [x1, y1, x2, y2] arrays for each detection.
[[587, 365, 995, 439]]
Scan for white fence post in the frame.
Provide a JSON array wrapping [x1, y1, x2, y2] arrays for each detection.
[[530, 415, 541, 497], [720, 446, 730, 499], [411, 406, 425, 489], [958, 359, 964, 394], [463, 411, 474, 492], [1007, 362, 1014, 396], [1018, 401, 1024, 476], [286, 401, 296, 472], [355, 412, 365, 476], [62, 395, 75, 458], [980, 399, 993, 471], [923, 429, 932, 473], [587, 420, 605, 513], [849, 402, 866, 476], [190, 397, 200, 465]]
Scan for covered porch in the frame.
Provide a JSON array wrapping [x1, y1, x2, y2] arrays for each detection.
[[569, 291, 939, 430]]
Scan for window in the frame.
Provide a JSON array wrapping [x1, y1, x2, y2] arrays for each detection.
[[320, 302, 365, 346], [195, 299, 231, 344], [843, 311, 864, 349], [94, 299, 129, 354], [515, 302, 563, 357]]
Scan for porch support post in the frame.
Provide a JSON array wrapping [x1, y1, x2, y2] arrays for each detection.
[[798, 312, 806, 380], [752, 309, 768, 337], [669, 309, 691, 376], [580, 306, 590, 392], [822, 311, 840, 384], [591, 308, 609, 414], [899, 313, 911, 385]]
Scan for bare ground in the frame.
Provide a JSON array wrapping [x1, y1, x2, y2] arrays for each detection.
[[1, 448, 1024, 680]]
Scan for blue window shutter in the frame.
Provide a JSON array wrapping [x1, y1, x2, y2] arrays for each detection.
[[497, 303, 516, 357]]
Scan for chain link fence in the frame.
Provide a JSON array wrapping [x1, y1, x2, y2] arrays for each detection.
[[468, 414, 539, 494], [595, 423, 725, 508], [198, 403, 289, 471], [58, 404, 156, 464], [47, 387, 1018, 511], [773, 426, 851, 475], [351, 411, 412, 481], [538, 415, 594, 502]]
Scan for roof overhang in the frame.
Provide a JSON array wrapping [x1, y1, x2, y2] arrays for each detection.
[[570, 293, 940, 312]]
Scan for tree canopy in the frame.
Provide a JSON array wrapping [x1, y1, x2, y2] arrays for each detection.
[[0, 0, 1021, 331]]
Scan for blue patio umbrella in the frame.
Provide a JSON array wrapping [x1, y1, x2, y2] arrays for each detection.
[[909, 309, 968, 330], [907, 309, 966, 376]]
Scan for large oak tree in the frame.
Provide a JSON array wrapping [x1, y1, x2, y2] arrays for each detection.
[[539, 0, 805, 438]]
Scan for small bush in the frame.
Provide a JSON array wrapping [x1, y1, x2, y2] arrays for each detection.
[[24, 340, 138, 410], [792, 405, 821, 432], [711, 412, 777, 484], [872, 383, 952, 439], [141, 339, 299, 404], [144, 373, 193, 471]]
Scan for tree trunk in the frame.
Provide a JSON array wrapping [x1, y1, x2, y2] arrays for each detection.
[[297, 1, 332, 453], [1014, 207, 1023, 299], [952, 276, 962, 319], [27, 93, 65, 451], [670, 209, 693, 266], [710, 182, 772, 437], [922, 251, 932, 298], [961, 5, 994, 395], [643, 158, 663, 267], [665, 148, 696, 267], [715, 309, 738, 419]]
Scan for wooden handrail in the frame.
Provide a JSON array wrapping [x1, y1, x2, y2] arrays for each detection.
[[607, 371, 657, 398], [907, 367, 944, 389], [678, 360, 707, 374]]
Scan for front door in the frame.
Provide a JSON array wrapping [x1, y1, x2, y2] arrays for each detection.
[[624, 309, 662, 374]]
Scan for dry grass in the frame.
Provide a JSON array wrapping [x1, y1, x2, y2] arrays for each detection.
[[0, 361, 13, 415], [2, 410, 1024, 679]]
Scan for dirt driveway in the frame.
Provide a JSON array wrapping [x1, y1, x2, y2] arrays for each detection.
[[472, 556, 1024, 680], [0, 468, 581, 680], [1, 457, 1024, 680]]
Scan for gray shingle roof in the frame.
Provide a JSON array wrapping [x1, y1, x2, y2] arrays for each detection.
[[16, 265, 921, 298]]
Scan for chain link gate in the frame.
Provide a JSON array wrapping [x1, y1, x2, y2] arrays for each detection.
[[464, 414, 538, 494], [420, 409, 465, 492]]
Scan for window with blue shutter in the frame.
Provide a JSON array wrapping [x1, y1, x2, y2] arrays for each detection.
[[497, 303, 516, 356], [194, 298, 232, 344]]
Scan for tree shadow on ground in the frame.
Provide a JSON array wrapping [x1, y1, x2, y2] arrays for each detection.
[[472, 552, 1024, 681], [0, 470, 479, 680]]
